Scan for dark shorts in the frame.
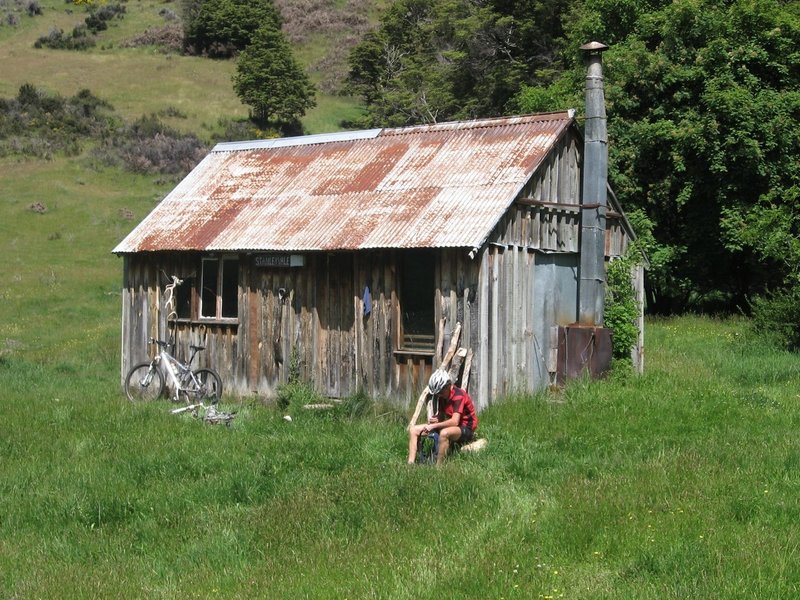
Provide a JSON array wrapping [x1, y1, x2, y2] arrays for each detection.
[[457, 426, 474, 445]]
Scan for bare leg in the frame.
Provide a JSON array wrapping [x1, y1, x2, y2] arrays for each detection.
[[407, 424, 427, 463], [436, 426, 462, 465]]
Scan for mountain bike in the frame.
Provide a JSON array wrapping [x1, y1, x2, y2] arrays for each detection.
[[124, 338, 222, 404]]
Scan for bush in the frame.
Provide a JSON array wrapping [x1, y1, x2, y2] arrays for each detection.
[[182, 0, 281, 58], [212, 117, 266, 143], [94, 114, 207, 176], [0, 85, 115, 157], [34, 2, 124, 48], [26, 1, 43, 17], [85, 2, 125, 34], [34, 25, 96, 50], [604, 254, 641, 361], [749, 285, 800, 351]]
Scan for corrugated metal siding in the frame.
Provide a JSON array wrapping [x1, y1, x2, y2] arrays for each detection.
[[114, 113, 574, 254]]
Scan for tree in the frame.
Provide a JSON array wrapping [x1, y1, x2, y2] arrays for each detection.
[[516, 0, 800, 313], [182, 0, 281, 58], [346, 0, 569, 127], [232, 26, 316, 126]]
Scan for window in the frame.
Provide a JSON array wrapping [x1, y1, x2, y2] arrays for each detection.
[[200, 257, 239, 320], [400, 250, 435, 351], [175, 279, 192, 320]]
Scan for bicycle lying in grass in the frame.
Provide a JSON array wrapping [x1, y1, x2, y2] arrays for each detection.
[[170, 402, 236, 426], [124, 338, 222, 404]]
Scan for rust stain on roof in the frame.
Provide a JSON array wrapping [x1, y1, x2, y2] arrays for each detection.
[[114, 112, 575, 255]]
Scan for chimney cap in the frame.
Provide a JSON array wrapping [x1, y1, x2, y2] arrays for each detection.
[[580, 41, 609, 53]]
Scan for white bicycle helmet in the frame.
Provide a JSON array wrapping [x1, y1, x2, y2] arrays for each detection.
[[427, 369, 451, 395]]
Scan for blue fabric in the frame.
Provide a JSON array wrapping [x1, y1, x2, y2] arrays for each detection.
[[363, 285, 372, 316], [417, 432, 440, 464]]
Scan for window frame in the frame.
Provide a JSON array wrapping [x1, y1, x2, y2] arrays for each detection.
[[198, 255, 240, 323]]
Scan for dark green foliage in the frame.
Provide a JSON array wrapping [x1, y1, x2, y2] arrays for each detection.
[[191, 0, 798, 317], [605, 254, 640, 361], [26, 1, 42, 17], [0, 85, 204, 176], [34, 2, 125, 48], [212, 117, 268, 143], [549, 0, 800, 314], [346, 0, 569, 127], [34, 24, 96, 50], [182, 0, 281, 58], [84, 2, 126, 34], [232, 25, 316, 126], [749, 286, 800, 351], [0, 85, 115, 158], [2, 0, 42, 25]]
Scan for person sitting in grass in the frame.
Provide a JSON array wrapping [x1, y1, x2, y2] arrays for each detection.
[[407, 369, 478, 465]]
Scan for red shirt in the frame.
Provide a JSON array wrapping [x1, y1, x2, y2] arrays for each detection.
[[438, 386, 478, 432]]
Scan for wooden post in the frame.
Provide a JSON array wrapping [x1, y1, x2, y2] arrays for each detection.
[[408, 322, 462, 430], [448, 347, 468, 385], [461, 348, 474, 391], [435, 317, 445, 367]]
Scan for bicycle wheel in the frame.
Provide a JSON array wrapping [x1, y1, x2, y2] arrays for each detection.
[[124, 363, 165, 402], [191, 368, 222, 403]]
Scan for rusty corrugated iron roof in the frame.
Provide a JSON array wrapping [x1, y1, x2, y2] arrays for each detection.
[[113, 112, 575, 254]]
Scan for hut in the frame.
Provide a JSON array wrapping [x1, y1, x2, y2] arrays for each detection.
[[113, 45, 643, 409]]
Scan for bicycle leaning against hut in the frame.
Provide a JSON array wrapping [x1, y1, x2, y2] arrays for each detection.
[[123, 275, 223, 404]]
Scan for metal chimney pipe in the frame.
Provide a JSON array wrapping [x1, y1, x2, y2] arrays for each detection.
[[578, 41, 609, 326]]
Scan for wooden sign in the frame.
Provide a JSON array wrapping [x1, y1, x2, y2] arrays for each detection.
[[254, 254, 305, 268]]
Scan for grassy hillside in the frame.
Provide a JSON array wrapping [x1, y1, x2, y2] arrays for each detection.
[[0, 0, 376, 137]]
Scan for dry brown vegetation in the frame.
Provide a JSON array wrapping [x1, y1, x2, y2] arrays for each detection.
[[119, 23, 184, 53], [274, 0, 378, 94]]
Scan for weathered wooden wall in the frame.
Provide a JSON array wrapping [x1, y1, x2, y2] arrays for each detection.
[[120, 249, 481, 408]]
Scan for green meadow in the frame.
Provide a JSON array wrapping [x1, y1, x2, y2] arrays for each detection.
[[2, 1, 800, 597]]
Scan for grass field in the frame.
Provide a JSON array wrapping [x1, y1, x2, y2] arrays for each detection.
[[4, 296, 800, 598], [3, 1, 800, 597]]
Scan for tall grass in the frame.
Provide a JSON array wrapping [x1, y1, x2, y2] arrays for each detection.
[[2, 315, 800, 597]]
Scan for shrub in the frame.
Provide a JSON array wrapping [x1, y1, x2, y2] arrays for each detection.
[[26, 1, 43, 17], [0, 85, 115, 157], [34, 2, 123, 48], [94, 114, 207, 176], [85, 2, 125, 34], [34, 25, 97, 50], [159, 7, 178, 21], [212, 117, 267, 143], [182, 0, 281, 58], [604, 253, 641, 361], [749, 285, 800, 351]]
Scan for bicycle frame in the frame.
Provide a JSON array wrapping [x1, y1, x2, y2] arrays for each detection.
[[150, 339, 203, 402]]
